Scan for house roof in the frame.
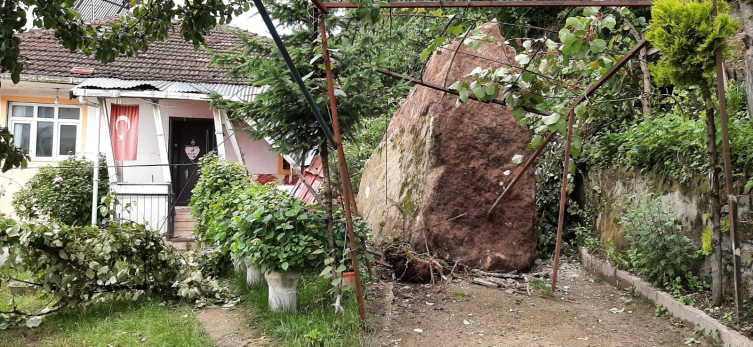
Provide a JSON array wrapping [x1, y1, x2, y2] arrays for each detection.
[[72, 78, 267, 102], [74, 0, 129, 22], [17, 18, 254, 85]]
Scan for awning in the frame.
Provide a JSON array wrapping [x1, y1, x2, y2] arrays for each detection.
[[70, 77, 267, 102]]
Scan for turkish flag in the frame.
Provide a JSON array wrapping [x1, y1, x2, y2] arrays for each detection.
[[110, 104, 140, 161]]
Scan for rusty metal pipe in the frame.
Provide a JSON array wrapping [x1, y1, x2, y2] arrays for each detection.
[[323, 1, 653, 9], [487, 39, 649, 215], [319, 16, 367, 321], [551, 108, 575, 291], [713, 0, 743, 318]]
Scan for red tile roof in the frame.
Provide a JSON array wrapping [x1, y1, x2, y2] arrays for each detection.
[[17, 19, 255, 85]]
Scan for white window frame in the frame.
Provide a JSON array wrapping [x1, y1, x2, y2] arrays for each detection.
[[7, 102, 83, 161]]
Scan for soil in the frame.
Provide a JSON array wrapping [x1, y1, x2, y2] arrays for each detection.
[[196, 306, 266, 347], [691, 291, 753, 338], [368, 259, 720, 347]]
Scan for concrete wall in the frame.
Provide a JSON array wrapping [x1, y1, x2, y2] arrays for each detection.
[[587, 168, 753, 296]]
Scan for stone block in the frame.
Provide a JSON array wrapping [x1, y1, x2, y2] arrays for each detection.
[[632, 277, 658, 301], [614, 269, 636, 289]]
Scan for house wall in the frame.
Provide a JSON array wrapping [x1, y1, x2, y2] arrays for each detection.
[[0, 82, 89, 216], [0, 81, 282, 219]]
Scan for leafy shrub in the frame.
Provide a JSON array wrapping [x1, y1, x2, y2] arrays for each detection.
[[589, 114, 753, 183], [191, 153, 254, 253], [231, 185, 329, 274], [615, 194, 704, 292], [572, 225, 600, 254], [0, 218, 230, 328], [12, 156, 109, 226]]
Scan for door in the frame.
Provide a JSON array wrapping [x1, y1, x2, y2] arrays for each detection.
[[170, 119, 216, 206]]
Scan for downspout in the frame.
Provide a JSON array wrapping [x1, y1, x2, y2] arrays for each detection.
[[90, 98, 103, 226]]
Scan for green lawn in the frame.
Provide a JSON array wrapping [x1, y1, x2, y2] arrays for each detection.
[[235, 273, 367, 347], [0, 276, 214, 347]]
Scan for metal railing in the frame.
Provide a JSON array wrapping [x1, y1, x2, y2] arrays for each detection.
[[114, 192, 173, 237]]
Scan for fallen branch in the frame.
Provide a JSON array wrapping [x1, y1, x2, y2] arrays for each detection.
[[472, 277, 500, 288], [473, 269, 523, 280]]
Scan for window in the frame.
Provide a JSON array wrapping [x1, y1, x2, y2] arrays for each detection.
[[8, 102, 82, 160]]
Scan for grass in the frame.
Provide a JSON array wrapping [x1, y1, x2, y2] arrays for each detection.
[[0, 272, 214, 347], [530, 279, 553, 297], [234, 273, 367, 347]]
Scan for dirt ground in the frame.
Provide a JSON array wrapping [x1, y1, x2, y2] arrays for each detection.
[[196, 306, 266, 347], [367, 260, 718, 347]]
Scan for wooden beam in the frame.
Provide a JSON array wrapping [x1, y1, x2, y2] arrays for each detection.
[[322, 1, 653, 9], [151, 101, 172, 184], [211, 108, 227, 159], [220, 110, 245, 167]]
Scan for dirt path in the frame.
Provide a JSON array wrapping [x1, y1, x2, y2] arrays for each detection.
[[368, 260, 719, 347], [196, 306, 266, 347]]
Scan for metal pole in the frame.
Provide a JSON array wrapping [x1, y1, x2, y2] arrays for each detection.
[[251, 0, 338, 147], [551, 108, 575, 291], [322, 0, 654, 9], [712, 0, 744, 318], [91, 99, 102, 226], [488, 39, 649, 214], [318, 15, 366, 321]]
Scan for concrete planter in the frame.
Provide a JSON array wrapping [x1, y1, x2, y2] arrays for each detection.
[[265, 271, 302, 312], [245, 258, 264, 286], [232, 256, 247, 275], [9, 281, 37, 295]]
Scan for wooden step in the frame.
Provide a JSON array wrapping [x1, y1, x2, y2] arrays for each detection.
[[173, 228, 194, 239], [168, 238, 198, 251]]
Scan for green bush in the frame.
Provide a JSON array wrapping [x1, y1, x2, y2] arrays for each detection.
[[0, 218, 230, 328], [191, 153, 255, 253], [615, 194, 704, 292], [231, 185, 329, 274], [12, 156, 109, 226]]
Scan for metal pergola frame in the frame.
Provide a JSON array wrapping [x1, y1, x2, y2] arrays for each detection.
[[253, 0, 744, 321]]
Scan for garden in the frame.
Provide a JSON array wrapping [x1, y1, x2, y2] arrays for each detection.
[[2, 0, 753, 345]]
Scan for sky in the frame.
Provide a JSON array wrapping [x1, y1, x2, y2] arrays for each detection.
[[24, 3, 291, 38]]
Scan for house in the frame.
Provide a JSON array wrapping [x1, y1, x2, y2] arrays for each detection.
[[0, 16, 295, 246]]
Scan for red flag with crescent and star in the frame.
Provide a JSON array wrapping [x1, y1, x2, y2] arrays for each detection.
[[110, 104, 140, 161]]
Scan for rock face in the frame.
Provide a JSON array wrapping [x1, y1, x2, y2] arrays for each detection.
[[357, 22, 536, 273]]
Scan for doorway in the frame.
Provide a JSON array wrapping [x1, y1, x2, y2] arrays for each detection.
[[170, 118, 216, 206]]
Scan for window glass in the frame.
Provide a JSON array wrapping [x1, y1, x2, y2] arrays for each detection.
[[58, 108, 80, 120], [38, 106, 54, 119], [35, 122, 54, 157], [59, 125, 77, 155], [13, 123, 31, 155], [11, 105, 33, 118]]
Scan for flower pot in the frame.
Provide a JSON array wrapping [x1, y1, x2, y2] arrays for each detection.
[[342, 271, 357, 287], [245, 257, 264, 286], [264, 271, 302, 312], [232, 255, 247, 275]]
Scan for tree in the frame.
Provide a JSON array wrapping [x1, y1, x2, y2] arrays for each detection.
[[0, 127, 28, 172], [646, 0, 738, 306]]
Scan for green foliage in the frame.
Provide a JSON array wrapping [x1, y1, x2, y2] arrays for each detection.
[[572, 225, 600, 254], [0, 127, 28, 172], [209, 0, 409, 155], [0, 299, 214, 347], [231, 185, 329, 274], [0, 218, 230, 328], [701, 226, 713, 256], [12, 156, 109, 226], [234, 273, 364, 347], [589, 113, 753, 183], [190, 153, 255, 254], [615, 194, 705, 293], [646, 0, 738, 88]]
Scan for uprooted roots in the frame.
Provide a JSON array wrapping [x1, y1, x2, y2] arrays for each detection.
[[383, 242, 453, 284]]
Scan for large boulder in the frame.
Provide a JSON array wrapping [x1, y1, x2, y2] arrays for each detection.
[[357, 22, 536, 273]]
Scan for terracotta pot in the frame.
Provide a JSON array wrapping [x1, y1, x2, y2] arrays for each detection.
[[342, 271, 357, 287], [245, 257, 264, 286], [264, 271, 302, 312]]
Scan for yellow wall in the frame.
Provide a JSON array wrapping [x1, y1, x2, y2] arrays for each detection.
[[0, 95, 89, 217]]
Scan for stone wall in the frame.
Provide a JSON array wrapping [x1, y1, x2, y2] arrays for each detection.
[[587, 168, 753, 296]]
